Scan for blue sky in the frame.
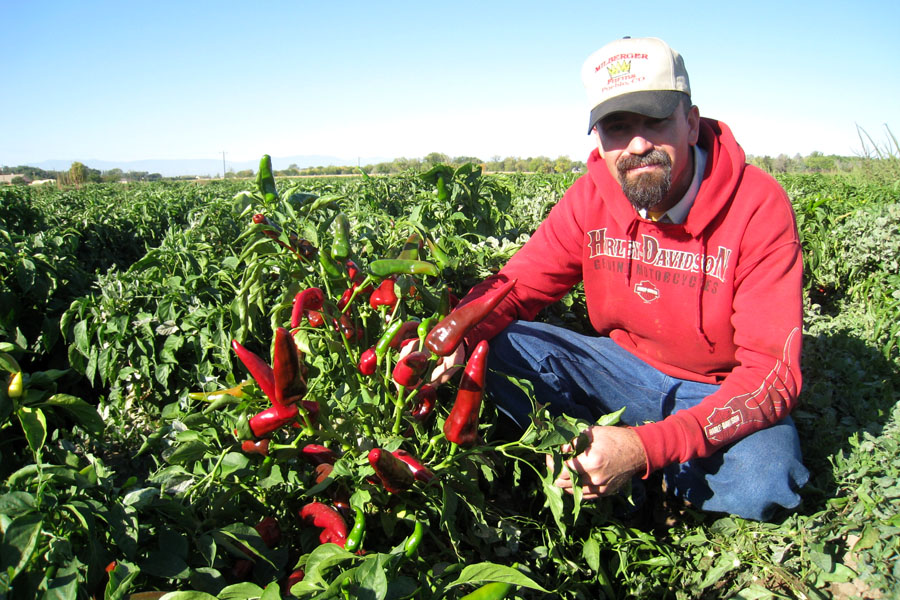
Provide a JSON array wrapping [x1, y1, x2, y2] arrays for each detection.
[[2, 0, 898, 168]]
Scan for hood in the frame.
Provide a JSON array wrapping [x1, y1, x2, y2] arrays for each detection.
[[585, 117, 746, 239]]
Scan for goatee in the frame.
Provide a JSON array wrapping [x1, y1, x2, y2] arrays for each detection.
[[617, 150, 672, 211]]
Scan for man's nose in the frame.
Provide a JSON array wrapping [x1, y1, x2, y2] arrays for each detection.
[[625, 134, 654, 155]]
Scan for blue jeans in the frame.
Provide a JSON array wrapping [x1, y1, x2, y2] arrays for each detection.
[[485, 321, 809, 521]]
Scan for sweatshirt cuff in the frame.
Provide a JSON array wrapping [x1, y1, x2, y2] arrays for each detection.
[[632, 419, 689, 477]]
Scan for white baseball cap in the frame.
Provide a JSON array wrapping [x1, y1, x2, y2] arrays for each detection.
[[581, 37, 691, 133]]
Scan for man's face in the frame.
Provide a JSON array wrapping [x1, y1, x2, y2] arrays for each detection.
[[594, 102, 700, 212]]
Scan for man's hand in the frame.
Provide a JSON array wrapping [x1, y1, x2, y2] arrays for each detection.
[[545, 426, 647, 500]]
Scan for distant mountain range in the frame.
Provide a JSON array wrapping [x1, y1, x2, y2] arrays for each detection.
[[17, 155, 385, 178]]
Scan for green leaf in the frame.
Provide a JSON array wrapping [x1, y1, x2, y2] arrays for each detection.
[[166, 440, 210, 465], [0, 492, 35, 517], [217, 582, 265, 600], [0, 512, 42, 581], [104, 559, 139, 600], [17, 406, 46, 454], [160, 592, 218, 600], [582, 536, 600, 572], [448, 563, 549, 592], [41, 394, 104, 433]]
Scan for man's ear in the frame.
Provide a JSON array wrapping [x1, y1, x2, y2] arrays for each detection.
[[687, 105, 700, 146]]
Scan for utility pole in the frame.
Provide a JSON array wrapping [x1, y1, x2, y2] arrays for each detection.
[[222, 151, 226, 179]]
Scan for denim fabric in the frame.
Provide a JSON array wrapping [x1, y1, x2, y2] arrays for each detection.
[[485, 320, 809, 521]]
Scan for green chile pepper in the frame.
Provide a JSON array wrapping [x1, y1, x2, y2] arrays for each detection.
[[368, 259, 440, 278], [331, 214, 351, 260], [396, 233, 422, 260], [459, 582, 513, 600], [256, 155, 279, 202], [345, 507, 366, 552], [403, 519, 424, 558]]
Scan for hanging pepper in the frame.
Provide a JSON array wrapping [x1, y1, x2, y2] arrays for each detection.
[[241, 439, 270, 456], [358, 347, 378, 376], [391, 351, 431, 388], [344, 507, 366, 552], [8, 371, 24, 398], [392, 449, 435, 483], [301, 443, 338, 465], [330, 213, 351, 260], [368, 259, 440, 278], [425, 278, 516, 356], [255, 516, 281, 549], [306, 310, 325, 328], [299, 502, 348, 547], [410, 384, 437, 422], [345, 259, 364, 284], [425, 236, 451, 271], [248, 402, 299, 438], [256, 154, 279, 202], [291, 288, 325, 329], [369, 277, 398, 311], [334, 313, 358, 341], [231, 340, 277, 405], [443, 340, 489, 446], [403, 519, 424, 558], [368, 448, 415, 493], [273, 327, 306, 405], [319, 248, 343, 279]]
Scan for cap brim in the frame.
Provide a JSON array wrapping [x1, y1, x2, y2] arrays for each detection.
[[587, 90, 688, 133]]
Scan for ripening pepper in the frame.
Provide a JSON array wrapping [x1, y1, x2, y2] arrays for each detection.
[[396, 233, 423, 261], [252, 213, 316, 260], [290, 288, 325, 329], [369, 277, 398, 311], [299, 502, 348, 547], [443, 339, 489, 446], [392, 449, 435, 483], [358, 347, 378, 376], [368, 448, 415, 494], [273, 327, 306, 405], [391, 351, 431, 389], [255, 516, 281, 549], [425, 278, 516, 356], [7, 371, 23, 398], [241, 438, 270, 456]]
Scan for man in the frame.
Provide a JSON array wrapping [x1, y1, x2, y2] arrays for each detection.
[[441, 37, 809, 521]]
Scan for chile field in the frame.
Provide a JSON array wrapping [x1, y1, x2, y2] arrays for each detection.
[[1, 160, 898, 600]]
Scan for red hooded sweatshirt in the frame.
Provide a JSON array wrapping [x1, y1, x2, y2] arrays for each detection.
[[460, 118, 803, 476]]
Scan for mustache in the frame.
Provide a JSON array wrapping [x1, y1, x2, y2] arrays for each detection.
[[617, 150, 672, 174]]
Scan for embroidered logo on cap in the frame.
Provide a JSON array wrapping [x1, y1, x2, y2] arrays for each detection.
[[606, 60, 632, 78]]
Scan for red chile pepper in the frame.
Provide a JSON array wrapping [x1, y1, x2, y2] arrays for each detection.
[[346, 259, 364, 284], [305, 310, 324, 328], [241, 438, 270, 456], [282, 569, 305, 596], [369, 277, 398, 311], [425, 279, 516, 357], [391, 351, 431, 388], [291, 288, 325, 329], [410, 384, 437, 421], [368, 448, 415, 493], [273, 327, 306, 405], [299, 502, 348, 547], [255, 516, 281, 549], [391, 449, 435, 483], [301, 443, 338, 465], [249, 402, 299, 438], [443, 340, 489, 446], [358, 347, 378, 376], [334, 313, 357, 341], [231, 339, 277, 404]]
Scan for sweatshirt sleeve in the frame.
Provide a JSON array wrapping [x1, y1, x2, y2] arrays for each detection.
[[458, 178, 590, 348], [633, 182, 804, 475]]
